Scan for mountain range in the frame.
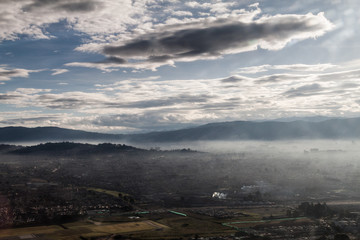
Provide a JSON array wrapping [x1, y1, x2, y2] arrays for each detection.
[[1, 117, 360, 143]]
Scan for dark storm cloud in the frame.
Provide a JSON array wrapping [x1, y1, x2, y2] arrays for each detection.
[[102, 13, 332, 67], [23, 0, 100, 12], [103, 23, 280, 58], [284, 83, 325, 98], [148, 55, 174, 63]]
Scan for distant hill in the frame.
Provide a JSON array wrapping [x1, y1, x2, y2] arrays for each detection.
[[0, 126, 123, 142], [0, 144, 18, 152], [1, 118, 360, 143], [10, 142, 142, 155], [128, 118, 360, 142], [270, 115, 336, 122]]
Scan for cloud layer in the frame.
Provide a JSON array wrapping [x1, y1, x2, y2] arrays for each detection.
[[2, 61, 360, 132]]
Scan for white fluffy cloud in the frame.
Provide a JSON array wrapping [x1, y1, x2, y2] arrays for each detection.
[[0, 0, 151, 41]]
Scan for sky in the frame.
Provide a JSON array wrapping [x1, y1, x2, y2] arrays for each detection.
[[0, 0, 360, 133]]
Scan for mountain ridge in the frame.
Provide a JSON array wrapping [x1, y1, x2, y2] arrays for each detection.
[[1, 117, 360, 142]]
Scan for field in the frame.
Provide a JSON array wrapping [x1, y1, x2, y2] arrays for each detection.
[[0, 220, 168, 240], [0, 225, 64, 238], [0, 206, 301, 239], [222, 217, 309, 230], [127, 211, 235, 239]]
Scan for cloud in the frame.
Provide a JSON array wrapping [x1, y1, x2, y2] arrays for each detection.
[[22, 0, 100, 13], [172, 10, 193, 17], [105, 94, 211, 109], [15, 88, 51, 94], [284, 83, 325, 98], [65, 59, 174, 72], [0, 0, 151, 41], [317, 69, 360, 81], [0, 86, 212, 112], [34, 91, 109, 109], [40, 93, 211, 110], [221, 75, 251, 83], [0, 116, 59, 125], [0, 66, 42, 81], [70, 5, 333, 70], [103, 12, 332, 61], [236, 63, 336, 74], [51, 68, 69, 76], [91, 112, 199, 131], [185, 1, 235, 13], [255, 74, 305, 84], [3, 61, 360, 132], [0, 94, 21, 100], [0, 1, 334, 72]]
